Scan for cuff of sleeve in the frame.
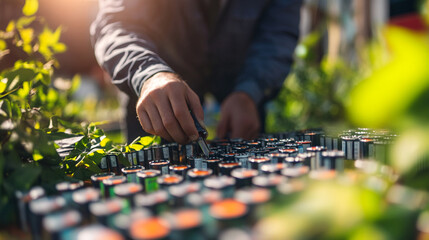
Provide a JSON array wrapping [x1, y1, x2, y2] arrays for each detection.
[[132, 64, 175, 97], [234, 80, 264, 105]]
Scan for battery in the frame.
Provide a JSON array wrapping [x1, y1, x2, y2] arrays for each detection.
[[235, 153, 249, 169], [113, 182, 142, 207], [55, 180, 84, 197], [43, 209, 82, 240], [129, 217, 170, 240], [192, 157, 205, 170], [152, 145, 163, 160], [137, 170, 161, 193], [169, 182, 202, 208], [111, 208, 151, 238], [360, 138, 375, 159], [321, 150, 345, 171], [15, 186, 45, 232], [252, 174, 287, 192], [89, 198, 126, 226], [219, 162, 241, 176], [125, 151, 139, 166], [29, 196, 66, 239], [233, 146, 249, 153], [187, 169, 213, 182], [204, 176, 236, 198], [231, 168, 258, 189], [209, 199, 248, 231], [281, 166, 310, 178], [304, 132, 320, 146], [157, 174, 184, 189], [247, 141, 261, 149], [202, 158, 221, 175], [306, 146, 327, 170], [134, 190, 169, 215], [121, 165, 143, 183], [341, 136, 358, 160], [72, 188, 100, 222], [143, 148, 154, 169], [248, 156, 271, 174], [260, 163, 286, 175], [149, 160, 170, 175], [222, 153, 237, 162], [90, 172, 115, 198], [297, 141, 311, 152], [234, 187, 271, 225], [278, 148, 298, 157], [99, 156, 109, 172], [71, 224, 124, 240], [163, 208, 202, 240], [268, 153, 289, 164], [169, 165, 190, 178], [103, 176, 127, 199], [104, 155, 121, 175]]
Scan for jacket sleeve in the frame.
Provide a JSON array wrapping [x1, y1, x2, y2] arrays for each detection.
[[90, 0, 174, 97], [234, 0, 301, 104]]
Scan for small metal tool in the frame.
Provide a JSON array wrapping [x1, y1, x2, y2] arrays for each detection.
[[190, 111, 210, 157]]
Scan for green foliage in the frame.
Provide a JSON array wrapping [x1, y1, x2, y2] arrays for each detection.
[[0, 0, 157, 226], [267, 32, 358, 133]]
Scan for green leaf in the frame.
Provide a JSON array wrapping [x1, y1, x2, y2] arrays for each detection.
[[6, 21, 15, 32], [0, 40, 6, 51], [32, 150, 43, 161], [0, 99, 12, 117], [0, 79, 6, 93], [16, 16, 36, 29], [6, 165, 41, 190], [22, 0, 39, 16], [70, 75, 81, 93]]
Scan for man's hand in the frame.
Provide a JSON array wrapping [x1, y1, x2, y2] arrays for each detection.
[[136, 72, 204, 144], [216, 92, 260, 140]]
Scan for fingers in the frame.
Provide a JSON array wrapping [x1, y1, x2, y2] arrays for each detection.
[[142, 101, 174, 142], [186, 90, 204, 127], [170, 89, 199, 141], [216, 113, 229, 140]]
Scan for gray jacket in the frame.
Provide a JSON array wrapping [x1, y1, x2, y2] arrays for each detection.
[[91, 0, 301, 105]]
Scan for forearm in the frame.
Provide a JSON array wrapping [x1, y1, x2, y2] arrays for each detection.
[[90, 0, 174, 97]]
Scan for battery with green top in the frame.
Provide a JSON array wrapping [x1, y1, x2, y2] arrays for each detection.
[[137, 169, 161, 193]]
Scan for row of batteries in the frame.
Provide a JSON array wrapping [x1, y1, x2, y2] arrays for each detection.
[[17, 129, 394, 240]]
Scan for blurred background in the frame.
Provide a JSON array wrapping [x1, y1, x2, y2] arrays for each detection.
[[0, 0, 426, 142]]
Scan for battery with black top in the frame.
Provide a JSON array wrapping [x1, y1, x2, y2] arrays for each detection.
[[306, 146, 327, 170], [202, 158, 222, 175], [219, 161, 241, 176], [149, 160, 170, 175], [321, 150, 345, 172], [248, 156, 271, 174], [169, 165, 190, 178], [231, 168, 258, 189]]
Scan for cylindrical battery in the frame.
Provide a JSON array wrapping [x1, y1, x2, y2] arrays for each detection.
[[89, 198, 126, 226], [91, 172, 115, 197], [231, 168, 258, 189], [15, 187, 45, 232], [233, 146, 249, 153], [202, 158, 221, 175], [252, 174, 286, 193], [43, 209, 81, 240], [74, 224, 124, 240], [306, 146, 327, 170], [192, 157, 205, 170], [157, 174, 184, 189], [134, 190, 169, 215], [321, 150, 345, 172], [234, 187, 271, 226], [219, 162, 241, 176], [204, 176, 236, 198], [247, 141, 261, 150], [152, 145, 163, 160], [304, 132, 320, 146], [122, 165, 144, 183], [278, 148, 298, 157], [137, 149, 146, 167], [149, 160, 170, 175], [105, 155, 121, 175], [324, 136, 333, 150], [260, 163, 286, 175], [163, 208, 203, 240], [99, 156, 109, 172], [360, 138, 374, 159], [125, 151, 139, 166], [268, 153, 288, 164], [209, 199, 248, 231], [169, 182, 202, 208], [72, 188, 100, 222], [221, 153, 236, 162], [296, 152, 314, 167], [248, 156, 271, 174], [111, 208, 151, 238], [137, 170, 161, 193], [296, 141, 311, 152], [143, 148, 154, 169], [169, 165, 190, 178], [341, 136, 358, 160], [187, 169, 213, 182], [281, 166, 310, 178], [29, 196, 66, 239], [114, 182, 142, 207], [235, 154, 249, 169], [129, 217, 171, 240], [103, 176, 127, 199]]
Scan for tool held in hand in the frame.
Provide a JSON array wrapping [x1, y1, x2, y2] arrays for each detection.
[[190, 110, 210, 157]]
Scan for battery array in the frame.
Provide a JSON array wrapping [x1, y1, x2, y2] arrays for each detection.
[[16, 128, 394, 240]]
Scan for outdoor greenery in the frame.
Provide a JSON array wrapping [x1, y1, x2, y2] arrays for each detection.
[[0, 0, 158, 226]]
